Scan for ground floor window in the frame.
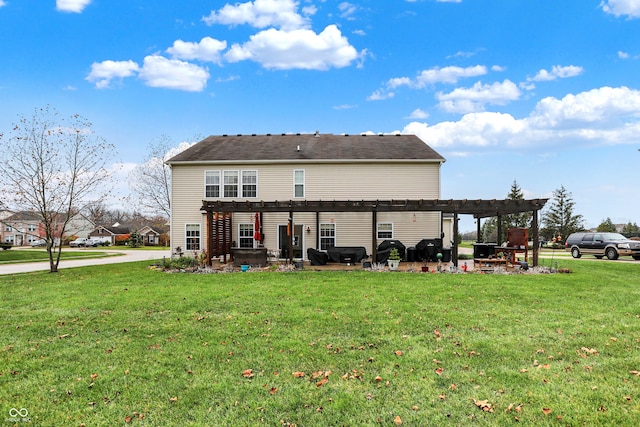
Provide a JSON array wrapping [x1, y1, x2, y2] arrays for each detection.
[[185, 224, 200, 251], [320, 223, 336, 250], [238, 223, 254, 248], [377, 222, 393, 239]]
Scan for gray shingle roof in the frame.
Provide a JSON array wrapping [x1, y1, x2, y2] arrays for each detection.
[[167, 133, 445, 163]]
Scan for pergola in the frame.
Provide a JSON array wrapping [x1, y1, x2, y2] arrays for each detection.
[[200, 198, 549, 267]]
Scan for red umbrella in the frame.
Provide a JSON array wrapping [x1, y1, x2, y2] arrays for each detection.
[[253, 213, 262, 241]]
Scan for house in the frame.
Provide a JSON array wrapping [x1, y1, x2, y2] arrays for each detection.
[[89, 224, 131, 246], [0, 210, 93, 246], [1, 211, 44, 246], [167, 133, 451, 261], [137, 224, 169, 246]]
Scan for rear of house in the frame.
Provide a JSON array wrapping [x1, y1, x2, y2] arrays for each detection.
[[167, 133, 447, 261]]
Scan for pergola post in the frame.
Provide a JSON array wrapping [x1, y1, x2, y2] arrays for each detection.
[[371, 210, 378, 262], [532, 209, 540, 267]]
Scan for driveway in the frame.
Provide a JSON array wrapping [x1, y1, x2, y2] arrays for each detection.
[[0, 249, 171, 275]]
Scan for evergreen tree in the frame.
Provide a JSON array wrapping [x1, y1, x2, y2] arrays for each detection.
[[541, 185, 584, 243], [503, 180, 531, 241], [621, 222, 640, 238], [596, 217, 616, 232]]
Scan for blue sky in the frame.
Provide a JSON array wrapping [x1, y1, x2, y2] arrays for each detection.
[[1, 0, 640, 231]]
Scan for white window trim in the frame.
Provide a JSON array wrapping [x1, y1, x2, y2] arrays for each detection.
[[185, 223, 201, 251], [204, 170, 221, 198], [241, 170, 258, 199], [238, 223, 255, 248], [377, 222, 394, 239], [294, 169, 305, 198], [319, 222, 336, 250]]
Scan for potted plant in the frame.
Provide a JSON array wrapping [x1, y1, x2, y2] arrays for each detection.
[[421, 259, 429, 272], [387, 248, 401, 271]]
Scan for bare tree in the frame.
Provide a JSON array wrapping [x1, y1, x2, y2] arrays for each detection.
[[128, 135, 195, 218], [0, 106, 115, 272]]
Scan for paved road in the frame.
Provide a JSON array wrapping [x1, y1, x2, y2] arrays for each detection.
[[0, 249, 170, 275]]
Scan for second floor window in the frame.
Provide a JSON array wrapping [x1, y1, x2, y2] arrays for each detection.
[[294, 170, 305, 198], [242, 171, 257, 198], [223, 171, 239, 197], [205, 171, 220, 197]]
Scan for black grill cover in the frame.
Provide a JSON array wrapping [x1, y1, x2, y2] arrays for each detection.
[[376, 240, 406, 262], [415, 239, 443, 262], [307, 248, 329, 265]]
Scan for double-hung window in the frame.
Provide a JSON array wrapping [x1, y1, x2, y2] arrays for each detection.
[[238, 223, 254, 248], [223, 171, 239, 197], [377, 223, 393, 239], [320, 223, 336, 250], [294, 170, 305, 198], [185, 224, 201, 251], [205, 171, 220, 198], [242, 171, 257, 198]]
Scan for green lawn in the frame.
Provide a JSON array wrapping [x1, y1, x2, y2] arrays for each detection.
[[1, 260, 638, 426], [0, 250, 116, 264]]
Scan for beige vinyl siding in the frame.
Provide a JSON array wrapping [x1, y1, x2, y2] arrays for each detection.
[[170, 161, 444, 258]]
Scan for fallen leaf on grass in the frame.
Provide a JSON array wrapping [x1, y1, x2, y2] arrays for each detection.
[[316, 377, 328, 388], [394, 415, 403, 425], [473, 399, 494, 413], [542, 407, 552, 415], [630, 370, 640, 376], [269, 387, 278, 395], [395, 350, 403, 356], [435, 368, 444, 376], [169, 397, 178, 403], [434, 329, 441, 341], [243, 369, 254, 378], [292, 371, 305, 378]]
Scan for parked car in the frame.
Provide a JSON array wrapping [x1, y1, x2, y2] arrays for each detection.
[[31, 239, 47, 247], [565, 232, 640, 260], [69, 238, 101, 247]]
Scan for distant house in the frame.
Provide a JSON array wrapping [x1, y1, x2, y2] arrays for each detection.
[[89, 224, 131, 246], [1, 211, 44, 246], [138, 225, 169, 246], [0, 210, 93, 246]]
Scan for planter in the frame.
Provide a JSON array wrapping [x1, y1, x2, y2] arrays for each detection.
[[421, 266, 429, 272], [388, 259, 400, 271]]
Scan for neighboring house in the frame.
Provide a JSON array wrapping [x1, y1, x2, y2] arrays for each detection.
[[89, 224, 131, 245], [138, 224, 169, 246], [1, 211, 45, 246], [166, 133, 448, 260], [65, 213, 95, 240], [1, 210, 95, 246]]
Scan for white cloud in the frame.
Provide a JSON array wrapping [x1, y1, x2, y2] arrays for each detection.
[[529, 86, 640, 128], [203, 0, 308, 31], [403, 86, 640, 149], [618, 50, 630, 59], [415, 65, 487, 87], [339, 2, 358, 19], [56, 0, 91, 13], [166, 37, 228, 64], [224, 24, 359, 70], [369, 65, 488, 101], [601, 0, 640, 18], [367, 89, 394, 101], [138, 55, 210, 92], [528, 65, 584, 82], [0, 1, 6, 7], [407, 108, 429, 119], [436, 80, 521, 113], [85, 60, 140, 89]]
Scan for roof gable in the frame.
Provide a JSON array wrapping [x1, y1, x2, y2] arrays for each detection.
[[167, 133, 445, 164]]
